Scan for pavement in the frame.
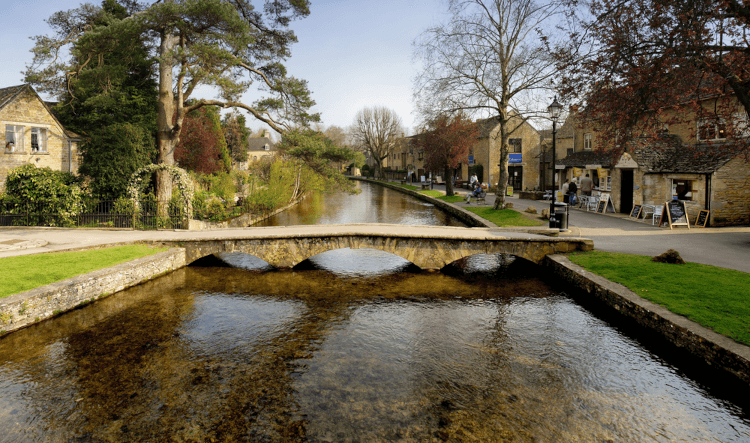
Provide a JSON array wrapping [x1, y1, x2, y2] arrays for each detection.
[[2, 180, 749, 273]]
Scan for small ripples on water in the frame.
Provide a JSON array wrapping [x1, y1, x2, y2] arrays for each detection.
[[0, 255, 748, 442], [1, 182, 748, 441]]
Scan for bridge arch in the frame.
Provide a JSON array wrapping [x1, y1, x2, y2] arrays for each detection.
[[172, 230, 592, 271]]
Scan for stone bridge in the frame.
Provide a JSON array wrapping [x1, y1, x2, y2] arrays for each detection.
[[154, 224, 594, 270]]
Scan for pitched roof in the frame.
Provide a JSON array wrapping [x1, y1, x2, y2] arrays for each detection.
[[248, 136, 276, 152], [0, 84, 82, 139], [557, 150, 617, 168], [0, 85, 28, 112], [632, 138, 735, 173], [476, 114, 540, 139]]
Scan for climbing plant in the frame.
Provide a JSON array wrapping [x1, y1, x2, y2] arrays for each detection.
[[127, 164, 194, 218]]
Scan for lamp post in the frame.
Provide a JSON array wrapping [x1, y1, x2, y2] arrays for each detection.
[[547, 96, 563, 229], [548, 96, 562, 196]]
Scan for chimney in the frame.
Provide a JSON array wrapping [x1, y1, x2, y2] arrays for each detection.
[[263, 129, 270, 139]]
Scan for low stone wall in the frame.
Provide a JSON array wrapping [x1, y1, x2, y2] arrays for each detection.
[[351, 177, 493, 228], [188, 196, 305, 230], [0, 248, 186, 335], [543, 254, 750, 384]]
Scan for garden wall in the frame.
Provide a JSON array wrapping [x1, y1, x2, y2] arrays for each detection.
[[0, 248, 186, 335]]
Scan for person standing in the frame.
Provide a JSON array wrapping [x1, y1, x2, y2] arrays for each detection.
[[580, 174, 593, 196], [562, 179, 570, 203], [568, 179, 578, 205]]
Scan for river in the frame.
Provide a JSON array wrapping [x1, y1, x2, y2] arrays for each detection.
[[0, 181, 748, 442]]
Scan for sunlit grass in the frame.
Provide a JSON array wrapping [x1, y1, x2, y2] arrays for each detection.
[[437, 195, 465, 203], [568, 250, 750, 346], [464, 207, 545, 227], [0, 245, 169, 298]]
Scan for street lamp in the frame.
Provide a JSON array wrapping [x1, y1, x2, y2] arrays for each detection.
[[548, 96, 565, 231], [547, 96, 563, 196]]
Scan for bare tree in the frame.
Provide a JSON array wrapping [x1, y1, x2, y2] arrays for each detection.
[[413, 0, 559, 208], [323, 125, 350, 148], [350, 107, 404, 177]]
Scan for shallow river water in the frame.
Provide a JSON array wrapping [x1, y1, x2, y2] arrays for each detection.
[[0, 181, 748, 442]]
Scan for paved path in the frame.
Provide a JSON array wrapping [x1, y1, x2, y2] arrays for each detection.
[[2, 180, 749, 273]]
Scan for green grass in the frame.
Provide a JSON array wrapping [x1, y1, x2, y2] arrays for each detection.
[[464, 207, 545, 227], [419, 190, 445, 198], [0, 245, 169, 298], [437, 195, 465, 203], [568, 250, 750, 346], [394, 183, 419, 190]]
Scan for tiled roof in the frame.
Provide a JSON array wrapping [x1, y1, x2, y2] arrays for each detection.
[[633, 137, 735, 173], [248, 136, 276, 151], [0, 85, 27, 111], [557, 150, 617, 168]]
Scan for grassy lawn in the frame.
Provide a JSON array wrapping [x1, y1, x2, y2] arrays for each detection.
[[568, 250, 750, 346], [464, 207, 545, 227], [420, 190, 445, 198], [394, 183, 419, 191], [437, 195, 465, 203], [0, 245, 168, 298]]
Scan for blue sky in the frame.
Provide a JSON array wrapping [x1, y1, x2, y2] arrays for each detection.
[[1, 0, 451, 134]]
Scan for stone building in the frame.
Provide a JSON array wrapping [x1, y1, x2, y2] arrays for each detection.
[[1, 85, 81, 190], [472, 115, 543, 191], [558, 98, 750, 226], [244, 129, 277, 166]]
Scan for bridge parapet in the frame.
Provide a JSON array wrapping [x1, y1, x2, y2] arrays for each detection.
[[154, 224, 594, 270]]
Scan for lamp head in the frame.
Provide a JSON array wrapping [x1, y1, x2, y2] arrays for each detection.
[[548, 96, 563, 122]]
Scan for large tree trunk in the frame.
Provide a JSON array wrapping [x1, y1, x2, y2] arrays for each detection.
[[156, 29, 177, 217], [493, 149, 509, 209], [444, 165, 454, 196]]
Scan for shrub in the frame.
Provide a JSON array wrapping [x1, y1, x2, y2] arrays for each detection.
[[3, 164, 83, 226]]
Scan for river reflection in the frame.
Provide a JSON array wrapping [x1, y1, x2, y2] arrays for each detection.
[[0, 256, 749, 442], [254, 180, 468, 227], [1, 182, 749, 441]]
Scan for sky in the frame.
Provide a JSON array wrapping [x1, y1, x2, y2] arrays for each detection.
[[1, 0, 454, 135]]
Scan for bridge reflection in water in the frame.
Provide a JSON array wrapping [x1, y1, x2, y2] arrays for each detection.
[[0, 181, 748, 442]]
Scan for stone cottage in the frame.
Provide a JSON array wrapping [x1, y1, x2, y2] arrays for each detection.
[[472, 114, 543, 191], [1, 84, 81, 190]]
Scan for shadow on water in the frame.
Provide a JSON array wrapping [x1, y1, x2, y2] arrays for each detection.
[[1, 182, 749, 441]]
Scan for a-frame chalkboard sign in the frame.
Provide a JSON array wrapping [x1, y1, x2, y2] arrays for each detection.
[[595, 193, 616, 214], [629, 204, 642, 219], [659, 200, 690, 229], [695, 209, 710, 227]]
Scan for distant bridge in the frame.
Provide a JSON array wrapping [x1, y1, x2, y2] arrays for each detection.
[[154, 224, 593, 270]]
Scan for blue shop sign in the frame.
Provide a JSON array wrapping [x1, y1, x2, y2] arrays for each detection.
[[468, 155, 474, 165], [509, 153, 522, 163]]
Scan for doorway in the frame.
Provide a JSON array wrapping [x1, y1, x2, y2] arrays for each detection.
[[620, 169, 634, 214], [508, 166, 523, 190]]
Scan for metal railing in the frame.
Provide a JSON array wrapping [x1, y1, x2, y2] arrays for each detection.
[[0, 198, 188, 230]]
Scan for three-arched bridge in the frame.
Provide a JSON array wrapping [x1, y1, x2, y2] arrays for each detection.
[[151, 224, 593, 271]]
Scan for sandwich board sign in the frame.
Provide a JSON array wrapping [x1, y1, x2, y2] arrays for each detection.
[[658, 200, 690, 229]]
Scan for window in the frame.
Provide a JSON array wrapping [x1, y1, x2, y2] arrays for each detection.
[[263, 143, 270, 151], [567, 148, 573, 156], [733, 112, 750, 138], [672, 179, 693, 201], [418, 150, 423, 160], [697, 119, 726, 141], [509, 138, 522, 153], [5, 125, 24, 151], [30, 127, 46, 152], [583, 133, 592, 150]]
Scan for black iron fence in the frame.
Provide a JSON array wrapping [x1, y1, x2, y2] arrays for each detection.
[[0, 198, 188, 230]]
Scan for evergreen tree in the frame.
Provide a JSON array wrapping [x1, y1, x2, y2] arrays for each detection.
[[47, 0, 158, 199]]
